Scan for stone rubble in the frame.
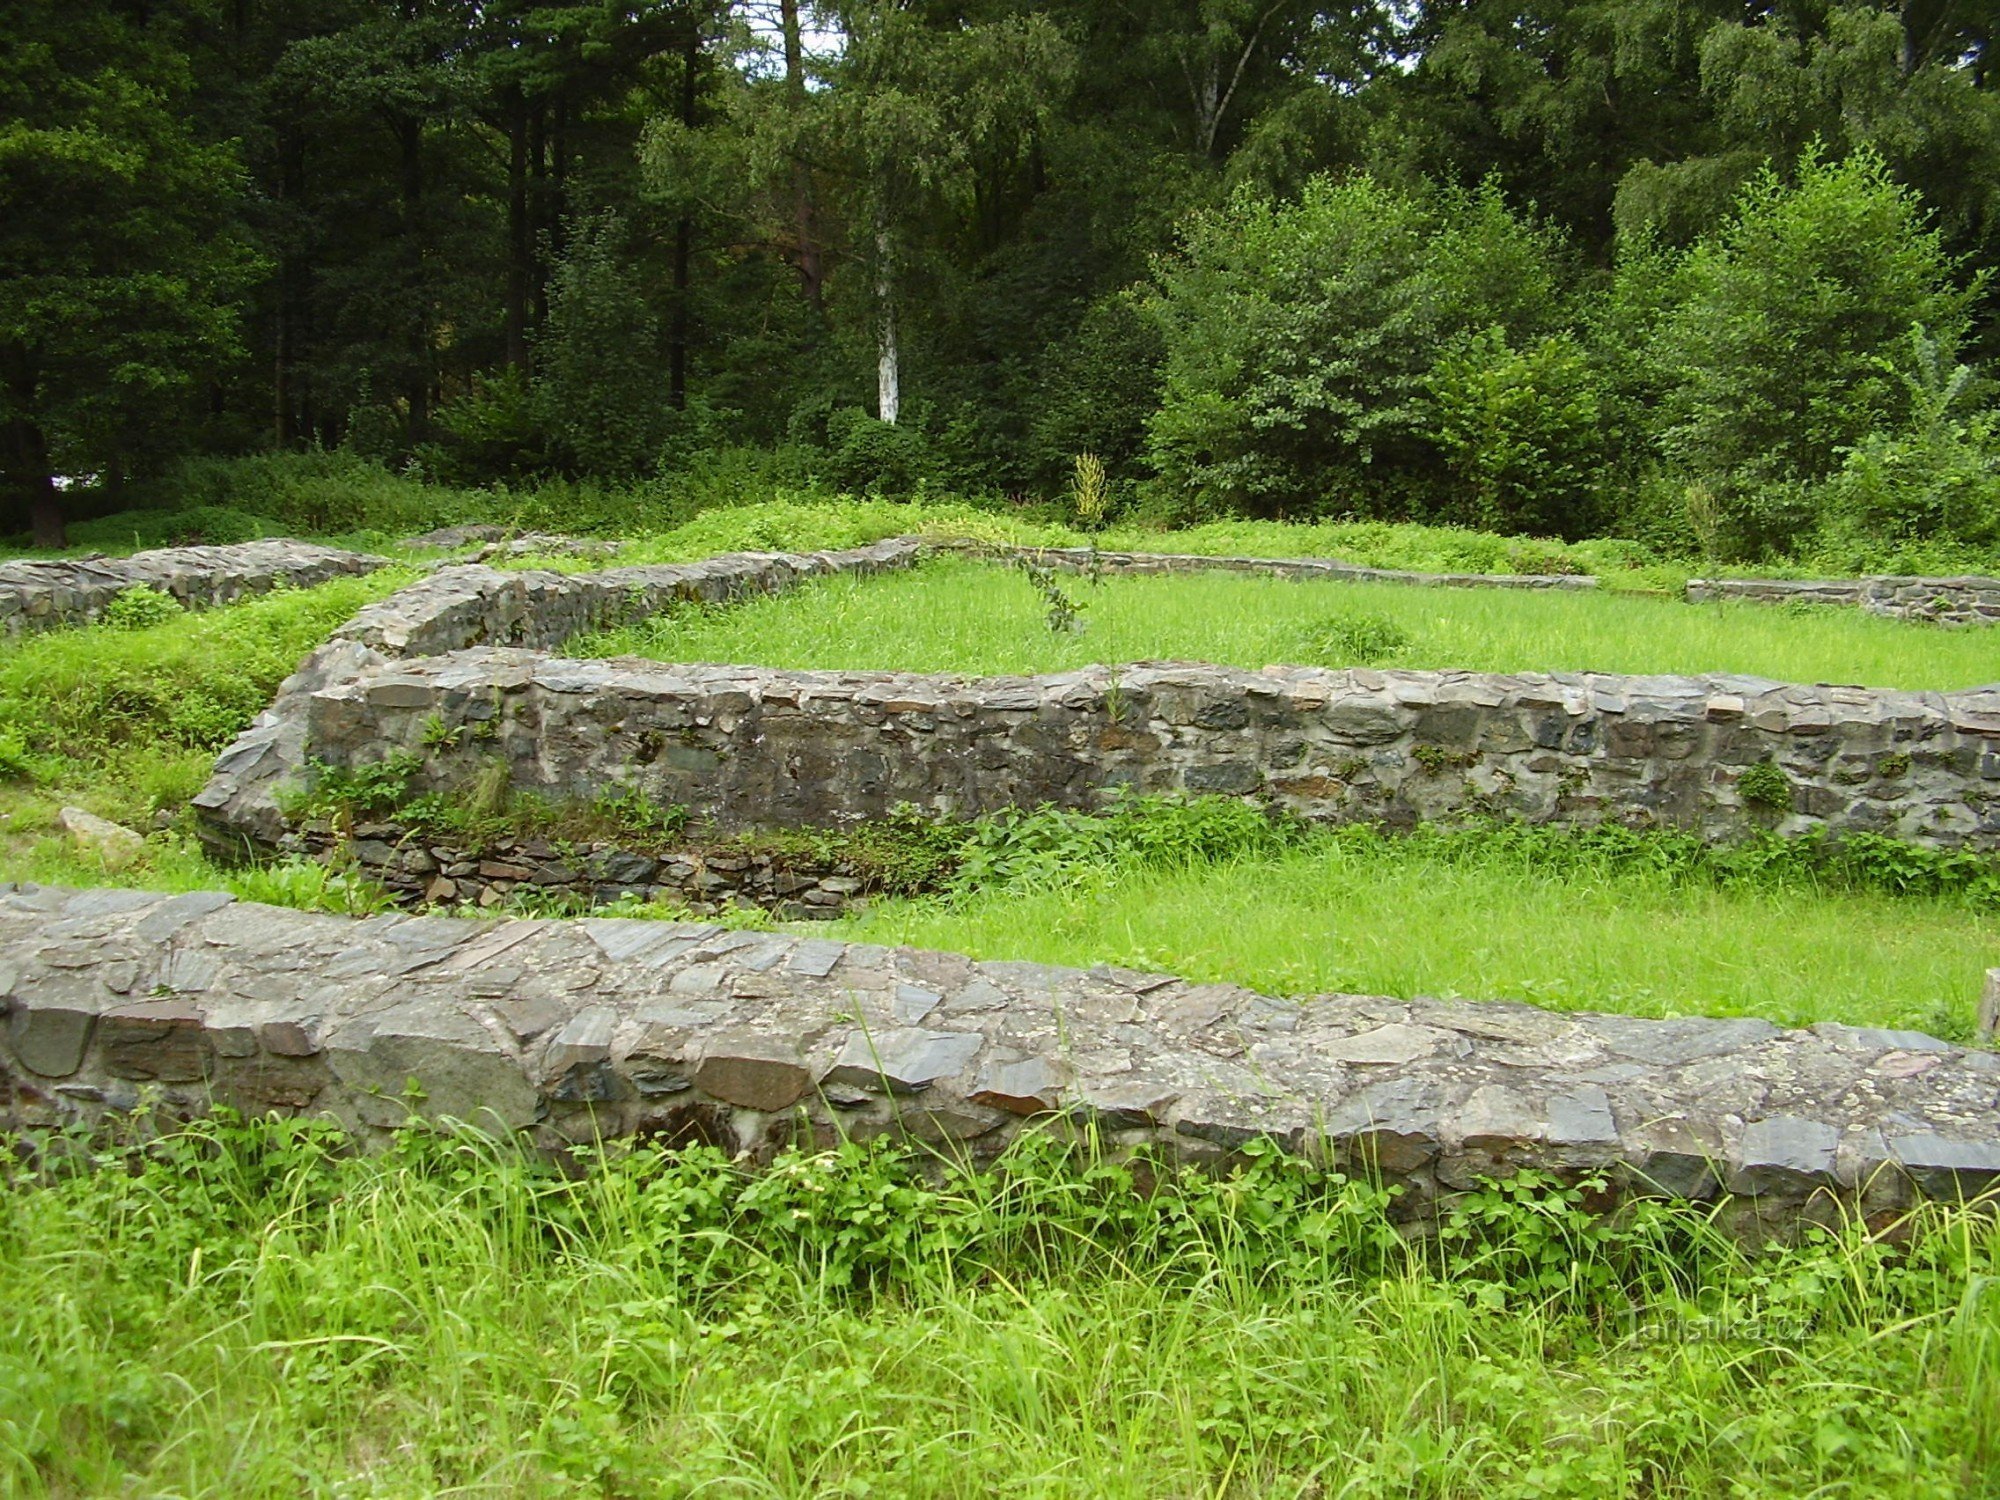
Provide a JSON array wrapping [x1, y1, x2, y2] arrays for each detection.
[[309, 823, 880, 919], [0, 540, 387, 635], [1, 883, 1994, 1231]]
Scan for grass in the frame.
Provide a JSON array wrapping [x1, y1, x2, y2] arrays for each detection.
[[0, 569, 409, 850], [830, 826, 1997, 1035], [1, 1115, 1995, 1498], [574, 556, 2000, 691], [3, 481, 1999, 1495]]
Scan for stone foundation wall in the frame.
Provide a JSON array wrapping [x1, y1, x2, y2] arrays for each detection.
[[297, 652, 2000, 849], [1687, 575, 2000, 627], [193, 540, 925, 849], [0, 540, 388, 635], [1001, 544, 1599, 591], [4, 883, 1995, 1230], [307, 824, 875, 918]]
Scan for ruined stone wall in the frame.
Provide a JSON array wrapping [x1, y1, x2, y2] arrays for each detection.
[[1687, 575, 2000, 627], [302, 823, 876, 918], [996, 545, 1599, 591], [299, 652, 2000, 849], [192, 540, 925, 849], [0, 540, 388, 634], [4, 883, 1996, 1229]]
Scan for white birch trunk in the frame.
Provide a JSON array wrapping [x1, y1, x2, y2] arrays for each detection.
[[876, 226, 900, 425]]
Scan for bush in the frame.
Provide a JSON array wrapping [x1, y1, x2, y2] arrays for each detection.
[[1823, 328, 2000, 551], [1027, 293, 1165, 490], [103, 586, 182, 630], [1653, 147, 1982, 558], [1428, 327, 1608, 538], [1145, 174, 1573, 521], [535, 213, 670, 479], [423, 367, 556, 486], [820, 407, 938, 495]]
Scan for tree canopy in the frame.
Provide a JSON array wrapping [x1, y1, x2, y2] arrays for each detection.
[[6, 0, 2000, 558]]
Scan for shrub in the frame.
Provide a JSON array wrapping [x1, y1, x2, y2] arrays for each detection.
[[424, 366, 556, 486], [1146, 175, 1572, 521], [1653, 147, 1982, 557], [820, 407, 937, 495], [103, 585, 182, 630], [535, 213, 670, 479], [1824, 327, 2000, 550], [1428, 327, 1608, 538]]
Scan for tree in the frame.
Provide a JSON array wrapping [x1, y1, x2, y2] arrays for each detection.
[[1146, 174, 1572, 518], [825, 3, 1073, 424], [0, 2, 255, 546], [1653, 145, 1981, 555]]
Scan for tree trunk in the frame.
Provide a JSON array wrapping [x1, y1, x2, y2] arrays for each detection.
[[876, 226, 900, 426], [530, 104, 549, 330], [3, 351, 62, 548], [274, 129, 305, 446], [28, 474, 62, 551], [780, 0, 824, 314]]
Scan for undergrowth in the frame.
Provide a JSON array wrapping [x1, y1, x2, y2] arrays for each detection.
[[0, 1113, 1993, 1497]]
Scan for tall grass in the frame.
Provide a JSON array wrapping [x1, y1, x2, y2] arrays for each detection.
[[836, 828, 1992, 1040], [576, 558, 1999, 692], [1, 1117, 1994, 1497], [0, 570, 408, 838]]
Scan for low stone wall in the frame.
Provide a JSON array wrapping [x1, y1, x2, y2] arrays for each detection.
[[294, 653, 2000, 849], [192, 536, 2000, 862], [1001, 544, 1599, 591], [0, 540, 388, 635], [1687, 575, 2000, 627], [3, 883, 1994, 1228], [192, 540, 925, 850], [307, 824, 875, 918]]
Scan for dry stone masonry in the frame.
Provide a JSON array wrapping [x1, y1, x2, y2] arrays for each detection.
[[193, 539, 926, 850], [0, 539, 388, 635], [1687, 574, 2000, 627], [1000, 543, 1600, 591], [189, 537, 2000, 862], [214, 652, 2000, 858], [2, 883, 1994, 1230]]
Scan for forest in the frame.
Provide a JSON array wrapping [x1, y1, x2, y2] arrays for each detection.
[[8, 0, 2000, 561]]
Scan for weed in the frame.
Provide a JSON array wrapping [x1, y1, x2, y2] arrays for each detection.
[[1739, 758, 1794, 810], [1070, 450, 1110, 531], [1017, 556, 1086, 634], [1294, 609, 1413, 665], [103, 585, 182, 630], [2, 1113, 1994, 1496]]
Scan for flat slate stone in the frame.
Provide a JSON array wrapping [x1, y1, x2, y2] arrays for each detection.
[[4, 886, 1997, 1231]]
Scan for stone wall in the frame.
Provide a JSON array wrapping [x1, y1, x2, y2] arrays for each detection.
[[192, 536, 2000, 864], [297, 652, 2000, 849], [4, 883, 1994, 1229], [306, 823, 876, 918], [1001, 544, 1599, 591], [192, 540, 925, 850], [1687, 575, 2000, 627], [0, 540, 388, 635]]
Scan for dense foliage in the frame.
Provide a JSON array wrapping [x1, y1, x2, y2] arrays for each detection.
[[2, 1114, 1995, 1494], [5, 1, 2000, 561]]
